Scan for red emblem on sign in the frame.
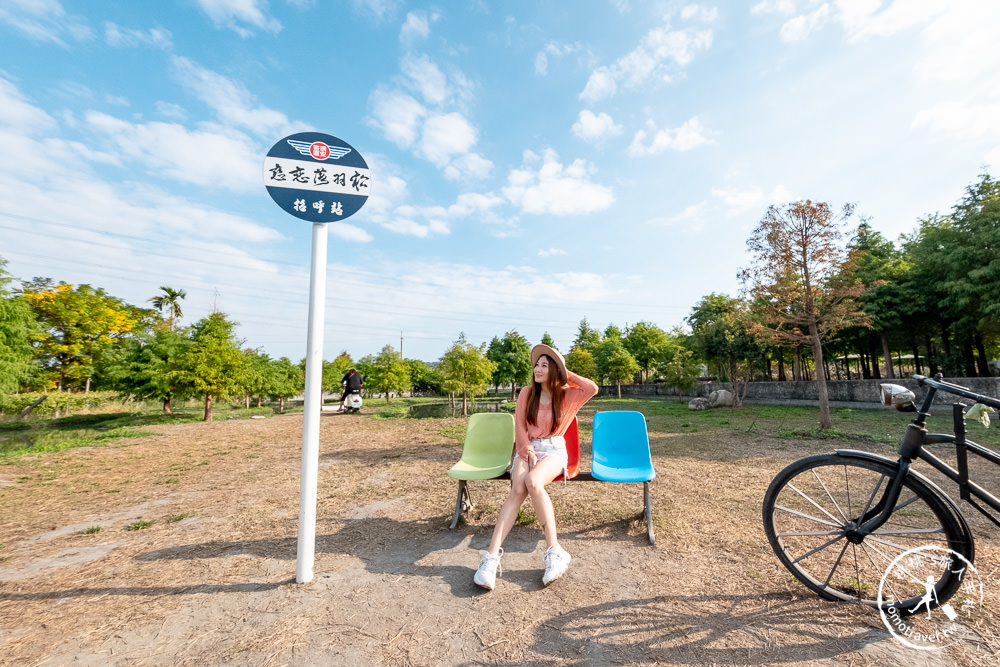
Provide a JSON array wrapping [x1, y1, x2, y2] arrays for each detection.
[[310, 142, 330, 160]]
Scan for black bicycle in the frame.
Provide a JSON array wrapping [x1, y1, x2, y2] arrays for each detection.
[[763, 374, 1000, 612]]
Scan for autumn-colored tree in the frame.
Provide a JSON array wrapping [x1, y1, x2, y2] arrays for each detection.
[[739, 200, 871, 428], [22, 281, 151, 391]]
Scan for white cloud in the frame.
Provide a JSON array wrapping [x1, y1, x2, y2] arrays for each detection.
[[911, 101, 1000, 141], [538, 247, 567, 257], [534, 41, 587, 76], [367, 88, 426, 148], [779, 4, 831, 42], [193, 0, 281, 36], [401, 54, 450, 106], [103, 22, 172, 48], [572, 110, 623, 143], [444, 152, 493, 181], [170, 56, 298, 139], [579, 13, 714, 103], [628, 116, 716, 156], [580, 67, 617, 103], [710, 184, 795, 215], [84, 111, 262, 192], [399, 10, 432, 44], [0, 77, 57, 133], [751, 0, 796, 16], [503, 149, 615, 216], [0, 0, 93, 45], [419, 112, 478, 166]]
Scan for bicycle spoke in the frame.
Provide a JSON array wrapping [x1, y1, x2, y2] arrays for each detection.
[[772, 503, 843, 530]]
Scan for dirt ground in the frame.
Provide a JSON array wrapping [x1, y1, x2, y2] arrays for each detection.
[[1, 409, 998, 666]]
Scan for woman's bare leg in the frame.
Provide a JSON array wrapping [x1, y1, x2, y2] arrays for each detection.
[[486, 457, 530, 554], [523, 457, 564, 549]]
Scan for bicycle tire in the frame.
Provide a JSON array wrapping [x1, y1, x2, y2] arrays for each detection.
[[763, 452, 971, 611]]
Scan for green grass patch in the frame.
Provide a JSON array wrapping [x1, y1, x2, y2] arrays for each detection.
[[79, 526, 103, 535], [166, 513, 190, 523], [125, 519, 154, 531]]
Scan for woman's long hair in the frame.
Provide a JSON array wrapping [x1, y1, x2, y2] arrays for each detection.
[[526, 354, 565, 433]]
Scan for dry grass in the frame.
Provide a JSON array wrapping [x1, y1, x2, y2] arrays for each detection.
[[0, 408, 997, 666]]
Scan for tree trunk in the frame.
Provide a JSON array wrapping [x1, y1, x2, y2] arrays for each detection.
[[462, 391, 468, 416], [911, 337, 922, 376], [617, 381, 622, 399], [163, 396, 172, 414], [810, 327, 832, 429], [279, 397, 285, 413], [793, 348, 802, 381], [975, 332, 990, 377], [511, 384, 517, 401], [880, 331, 894, 379], [203, 393, 214, 422], [777, 348, 786, 381]]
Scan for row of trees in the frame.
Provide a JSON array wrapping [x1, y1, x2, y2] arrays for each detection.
[[2, 172, 997, 426]]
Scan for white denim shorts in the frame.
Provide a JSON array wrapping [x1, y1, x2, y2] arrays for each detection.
[[514, 435, 568, 478]]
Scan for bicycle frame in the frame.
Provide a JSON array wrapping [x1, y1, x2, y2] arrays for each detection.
[[857, 374, 1000, 536]]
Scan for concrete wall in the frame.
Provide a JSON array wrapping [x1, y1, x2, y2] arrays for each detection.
[[599, 377, 1000, 408]]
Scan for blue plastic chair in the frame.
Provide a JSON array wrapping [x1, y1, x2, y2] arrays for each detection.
[[446, 413, 515, 529], [591, 410, 657, 544]]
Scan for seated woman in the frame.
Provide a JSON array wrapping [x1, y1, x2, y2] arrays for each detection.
[[473, 344, 598, 590]]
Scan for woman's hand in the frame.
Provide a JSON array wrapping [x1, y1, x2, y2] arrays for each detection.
[[527, 450, 538, 469]]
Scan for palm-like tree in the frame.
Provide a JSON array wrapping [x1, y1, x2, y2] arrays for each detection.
[[149, 286, 187, 330]]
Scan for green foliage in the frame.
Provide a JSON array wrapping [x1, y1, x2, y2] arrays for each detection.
[[486, 330, 531, 397], [125, 519, 154, 531], [572, 317, 601, 351], [438, 333, 496, 414], [360, 344, 410, 403], [406, 358, 442, 393], [565, 346, 598, 381], [177, 313, 247, 421], [148, 286, 186, 330], [623, 321, 669, 380], [106, 328, 193, 412], [0, 257, 37, 394]]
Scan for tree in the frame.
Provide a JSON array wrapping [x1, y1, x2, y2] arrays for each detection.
[[406, 358, 442, 394], [108, 328, 192, 413], [740, 200, 871, 428], [322, 351, 354, 404], [266, 356, 303, 413], [565, 346, 598, 381], [438, 333, 497, 416], [655, 328, 701, 390], [572, 318, 601, 351], [0, 257, 37, 394], [22, 282, 152, 391], [487, 330, 532, 399], [687, 294, 763, 406], [361, 345, 409, 403], [623, 321, 668, 382], [149, 286, 187, 331], [178, 312, 247, 421], [596, 338, 638, 398], [540, 332, 555, 347], [606, 346, 640, 399]]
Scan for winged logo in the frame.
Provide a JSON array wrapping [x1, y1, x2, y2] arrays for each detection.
[[286, 139, 352, 160]]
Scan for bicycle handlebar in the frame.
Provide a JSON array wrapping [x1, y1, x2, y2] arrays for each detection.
[[914, 374, 1000, 410]]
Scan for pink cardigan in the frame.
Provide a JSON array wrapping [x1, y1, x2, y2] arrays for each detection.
[[514, 370, 599, 460]]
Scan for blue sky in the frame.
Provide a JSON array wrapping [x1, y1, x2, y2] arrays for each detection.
[[1, 1, 997, 363]]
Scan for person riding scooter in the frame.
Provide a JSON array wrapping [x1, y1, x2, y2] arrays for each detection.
[[339, 368, 364, 412]]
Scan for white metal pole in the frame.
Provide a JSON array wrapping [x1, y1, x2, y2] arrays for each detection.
[[297, 221, 328, 583]]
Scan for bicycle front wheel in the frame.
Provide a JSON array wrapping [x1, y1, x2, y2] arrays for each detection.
[[763, 453, 970, 611]]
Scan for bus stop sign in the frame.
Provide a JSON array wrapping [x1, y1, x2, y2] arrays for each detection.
[[263, 131, 371, 223]]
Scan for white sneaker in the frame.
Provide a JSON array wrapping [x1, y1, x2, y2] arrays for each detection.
[[542, 545, 571, 586], [474, 549, 503, 590]]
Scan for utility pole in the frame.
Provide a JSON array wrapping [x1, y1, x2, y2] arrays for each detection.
[[400, 331, 403, 359]]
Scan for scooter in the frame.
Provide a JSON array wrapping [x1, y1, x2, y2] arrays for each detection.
[[342, 390, 363, 414]]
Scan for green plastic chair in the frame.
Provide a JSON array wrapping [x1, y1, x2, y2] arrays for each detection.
[[447, 412, 515, 529]]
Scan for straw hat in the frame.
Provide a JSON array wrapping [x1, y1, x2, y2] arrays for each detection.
[[530, 344, 567, 381]]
